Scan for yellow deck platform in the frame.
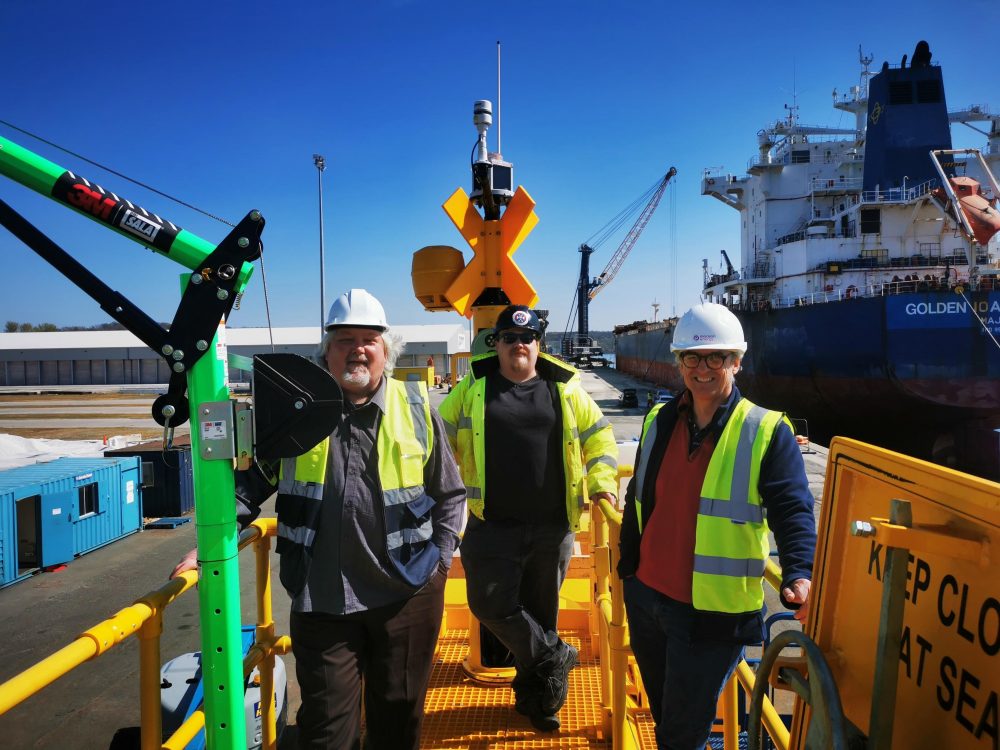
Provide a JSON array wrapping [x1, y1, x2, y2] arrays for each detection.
[[418, 568, 656, 749], [421, 624, 656, 749]]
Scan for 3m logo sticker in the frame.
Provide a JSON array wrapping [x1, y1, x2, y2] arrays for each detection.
[[65, 182, 116, 220]]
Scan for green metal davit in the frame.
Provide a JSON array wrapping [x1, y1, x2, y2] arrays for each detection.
[[0, 132, 338, 750]]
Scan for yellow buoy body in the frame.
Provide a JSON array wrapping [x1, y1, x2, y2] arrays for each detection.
[[412, 245, 465, 311]]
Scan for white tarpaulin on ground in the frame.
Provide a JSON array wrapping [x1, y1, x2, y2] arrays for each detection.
[[0, 433, 107, 471]]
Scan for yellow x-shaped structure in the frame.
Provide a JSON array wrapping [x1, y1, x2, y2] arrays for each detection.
[[442, 186, 539, 317]]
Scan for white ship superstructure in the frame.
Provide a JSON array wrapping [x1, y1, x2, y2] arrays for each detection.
[[700, 50, 1000, 310]]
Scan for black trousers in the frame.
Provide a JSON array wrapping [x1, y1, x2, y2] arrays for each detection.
[[460, 516, 575, 671], [289, 568, 447, 749]]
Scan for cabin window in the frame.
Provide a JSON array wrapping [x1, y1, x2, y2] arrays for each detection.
[[916, 80, 942, 104], [860, 209, 881, 234], [889, 81, 913, 105], [78, 483, 99, 517], [862, 248, 888, 265], [919, 242, 942, 259], [791, 150, 810, 164]]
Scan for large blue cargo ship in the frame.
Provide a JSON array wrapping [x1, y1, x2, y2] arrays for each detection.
[[618, 42, 1000, 478]]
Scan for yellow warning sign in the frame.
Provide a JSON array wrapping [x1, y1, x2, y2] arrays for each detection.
[[800, 438, 999, 749]]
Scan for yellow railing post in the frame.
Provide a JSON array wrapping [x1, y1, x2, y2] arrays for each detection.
[[608, 530, 631, 750], [138, 611, 165, 750], [721, 670, 739, 750], [254, 519, 278, 750], [591, 507, 614, 735], [593, 494, 633, 750]]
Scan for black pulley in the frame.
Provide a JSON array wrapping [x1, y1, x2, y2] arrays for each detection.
[[151, 375, 190, 427], [252, 353, 342, 459]]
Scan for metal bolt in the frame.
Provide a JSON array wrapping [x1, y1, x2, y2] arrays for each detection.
[[196, 340, 209, 351], [294, 400, 305, 410], [172, 350, 184, 361], [218, 264, 235, 280], [217, 289, 230, 301], [250, 210, 262, 221], [203, 408, 211, 415], [850, 520, 875, 537], [161, 344, 174, 356], [172, 362, 186, 372], [161, 405, 176, 418], [190, 273, 203, 285], [206, 447, 213, 454], [237, 237, 249, 248]]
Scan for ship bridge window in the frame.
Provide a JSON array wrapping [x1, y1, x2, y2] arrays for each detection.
[[791, 150, 810, 164], [916, 80, 942, 104], [860, 208, 881, 234], [889, 81, 913, 105]]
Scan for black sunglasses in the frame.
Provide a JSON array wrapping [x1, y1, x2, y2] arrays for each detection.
[[499, 332, 538, 344]]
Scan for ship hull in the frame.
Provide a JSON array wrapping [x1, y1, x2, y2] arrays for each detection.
[[616, 291, 1000, 478], [613, 322, 683, 391]]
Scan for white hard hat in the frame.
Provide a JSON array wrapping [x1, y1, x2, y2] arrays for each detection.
[[671, 302, 747, 355], [324, 288, 388, 331]]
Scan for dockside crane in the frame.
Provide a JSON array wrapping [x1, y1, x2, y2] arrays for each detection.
[[564, 167, 676, 366]]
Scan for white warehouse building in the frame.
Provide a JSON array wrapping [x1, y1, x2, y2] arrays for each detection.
[[0, 325, 469, 387]]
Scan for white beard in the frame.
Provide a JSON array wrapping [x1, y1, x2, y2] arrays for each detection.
[[342, 366, 371, 388]]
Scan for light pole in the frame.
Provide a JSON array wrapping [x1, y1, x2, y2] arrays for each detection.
[[313, 154, 327, 329]]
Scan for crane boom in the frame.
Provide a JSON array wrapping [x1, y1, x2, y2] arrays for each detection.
[[564, 167, 676, 368], [589, 167, 676, 300]]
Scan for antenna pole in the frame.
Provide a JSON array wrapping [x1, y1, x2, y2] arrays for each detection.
[[496, 41, 502, 154], [313, 154, 327, 329]]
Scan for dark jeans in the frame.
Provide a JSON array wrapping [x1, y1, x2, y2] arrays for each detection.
[[460, 515, 574, 670], [622, 576, 744, 750], [289, 566, 447, 750]]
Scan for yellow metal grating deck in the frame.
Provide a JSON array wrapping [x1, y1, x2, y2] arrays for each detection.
[[420, 626, 657, 749]]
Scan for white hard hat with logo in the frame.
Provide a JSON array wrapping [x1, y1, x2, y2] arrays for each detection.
[[324, 288, 388, 332], [671, 302, 747, 355]]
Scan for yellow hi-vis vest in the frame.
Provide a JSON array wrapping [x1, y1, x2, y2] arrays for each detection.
[[439, 351, 618, 531], [276, 378, 435, 589], [633, 397, 785, 613]]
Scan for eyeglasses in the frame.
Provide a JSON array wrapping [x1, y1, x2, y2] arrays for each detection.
[[678, 352, 732, 370], [499, 332, 538, 345]]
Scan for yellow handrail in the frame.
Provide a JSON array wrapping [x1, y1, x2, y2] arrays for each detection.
[[0, 517, 286, 750], [591, 469, 794, 750]]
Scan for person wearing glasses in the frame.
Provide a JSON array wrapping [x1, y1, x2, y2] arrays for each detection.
[[617, 302, 815, 750], [440, 304, 619, 732]]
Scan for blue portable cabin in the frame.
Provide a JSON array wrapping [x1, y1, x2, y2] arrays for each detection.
[[0, 457, 143, 588], [104, 436, 195, 518]]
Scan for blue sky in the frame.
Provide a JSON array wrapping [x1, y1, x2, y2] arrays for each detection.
[[1, 1, 997, 334]]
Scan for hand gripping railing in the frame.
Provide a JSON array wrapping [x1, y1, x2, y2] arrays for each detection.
[[0, 518, 287, 750], [590, 469, 791, 750]]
